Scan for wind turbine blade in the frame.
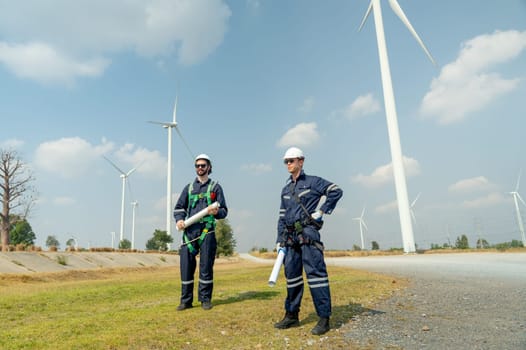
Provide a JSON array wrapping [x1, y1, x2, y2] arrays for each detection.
[[172, 96, 178, 124], [103, 156, 125, 175], [410, 192, 421, 208], [174, 126, 195, 160], [360, 207, 366, 218], [148, 121, 167, 126], [358, 0, 374, 32], [126, 167, 137, 177], [361, 219, 368, 230], [126, 161, 143, 177], [517, 193, 526, 207], [515, 169, 522, 192], [410, 209, 417, 225], [388, 0, 436, 66]]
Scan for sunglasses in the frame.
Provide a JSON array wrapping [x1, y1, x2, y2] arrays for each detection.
[[283, 158, 297, 164], [195, 163, 208, 169]]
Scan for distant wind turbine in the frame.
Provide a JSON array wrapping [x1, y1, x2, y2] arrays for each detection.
[[359, 0, 435, 253], [509, 169, 526, 246], [149, 96, 194, 239], [409, 192, 421, 226], [131, 200, 138, 250], [353, 207, 368, 250], [104, 156, 139, 242]]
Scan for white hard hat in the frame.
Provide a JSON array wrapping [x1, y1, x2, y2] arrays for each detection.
[[195, 153, 212, 174], [283, 147, 304, 159], [195, 153, 211, 162]]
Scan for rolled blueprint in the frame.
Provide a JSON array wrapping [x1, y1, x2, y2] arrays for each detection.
[[179, 202, 220, 230], [268, 247, 287, 287]]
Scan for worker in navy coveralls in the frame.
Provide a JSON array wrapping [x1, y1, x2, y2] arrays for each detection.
[[274, 147, 343, 335], [174, 153, 228, 311]]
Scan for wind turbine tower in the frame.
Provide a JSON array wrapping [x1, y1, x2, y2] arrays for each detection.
[[353, 207, 368, 250], [149, 97, 194, 239], [104, 156, 138, 242], [510, 170, 526, 246], [359, 0, 435, 253], [131, 200, 138, 250]]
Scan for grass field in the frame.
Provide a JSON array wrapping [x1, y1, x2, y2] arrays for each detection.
[[0, 260, 405, 349]]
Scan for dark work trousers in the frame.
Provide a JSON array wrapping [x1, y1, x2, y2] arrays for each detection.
[[283, 227, 331, 318], [179, 230, 217, 305]]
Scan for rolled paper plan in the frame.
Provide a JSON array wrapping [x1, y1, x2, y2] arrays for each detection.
[[180, 202, 220, 229], [268, 247, 286, 287]]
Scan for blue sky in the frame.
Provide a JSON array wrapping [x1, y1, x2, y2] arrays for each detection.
[[1, 0, 525, 252]]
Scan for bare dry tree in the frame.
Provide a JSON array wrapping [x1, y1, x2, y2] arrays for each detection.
[[0, 149, 37, 251]]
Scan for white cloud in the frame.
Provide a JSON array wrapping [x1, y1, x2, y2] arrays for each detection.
[[375, 200, 398, 213], [139, 0, 231, 65], [0, 138, 24, 149], [298, 97, 315, 113], [448, 176, 494, 193], [0, 0, 231, 84], [113, 143, 166, 179], [241, 163, 272, 174], [420, 30, 526, 124], [277, 122, 320, 148], [344, 93, 381, 120], [462, 192, 506, 208], [0, 42, 109, 85], [351, 156, 421, 188], [34, 137, 113, 178]]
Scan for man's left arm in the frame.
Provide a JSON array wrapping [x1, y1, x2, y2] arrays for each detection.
[[213, 183, 228, 219], [317, 177, 343, 215]]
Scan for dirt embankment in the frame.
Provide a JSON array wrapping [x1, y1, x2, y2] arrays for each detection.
[[0, 251, 181, 274]]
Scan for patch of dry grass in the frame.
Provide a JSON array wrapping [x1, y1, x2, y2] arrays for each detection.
[[0, 261, 404, 349]]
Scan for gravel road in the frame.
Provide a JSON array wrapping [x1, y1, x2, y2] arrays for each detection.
[[325, 253, 526, 350], [241, 252, 526, 349]]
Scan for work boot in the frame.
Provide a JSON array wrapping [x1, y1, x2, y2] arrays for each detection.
[[274, 311, 300, 329], [201, 301, 213, 310], [311, 317, 330, 335], [176, 303, 193, 311]]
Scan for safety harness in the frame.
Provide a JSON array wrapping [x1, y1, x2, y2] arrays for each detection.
[[283, 181, 324, 251], [183, 181, 216, 254]]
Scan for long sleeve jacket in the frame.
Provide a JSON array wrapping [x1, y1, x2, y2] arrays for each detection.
[[277, 170, 343, 241]]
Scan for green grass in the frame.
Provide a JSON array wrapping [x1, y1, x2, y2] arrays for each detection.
[[0, 262, 403, 349]]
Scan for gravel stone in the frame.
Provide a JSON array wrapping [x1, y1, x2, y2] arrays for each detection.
[[341, 273, 526, 349]]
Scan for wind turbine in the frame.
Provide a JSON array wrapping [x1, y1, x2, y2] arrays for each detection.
[[353, 207, 368, 250], [104, 156, 139, 242], [409, 192, 421, 226], [149, 96, 194, 240], [131, 200, 138, 250], [359, 0, 435, 253], [509, 169, 526, 246]]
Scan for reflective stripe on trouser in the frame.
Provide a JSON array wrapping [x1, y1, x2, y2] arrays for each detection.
[[283, 243, 331, 318], [179, 231, 217, 304]]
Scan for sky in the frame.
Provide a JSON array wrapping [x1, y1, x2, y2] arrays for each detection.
[[1, 0, 525, 252]]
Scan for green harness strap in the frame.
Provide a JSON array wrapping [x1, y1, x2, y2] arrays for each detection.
[[184, 181, 216, 254]]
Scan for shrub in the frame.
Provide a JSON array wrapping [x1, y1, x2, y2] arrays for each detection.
[[56, 255, 67, 265]]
